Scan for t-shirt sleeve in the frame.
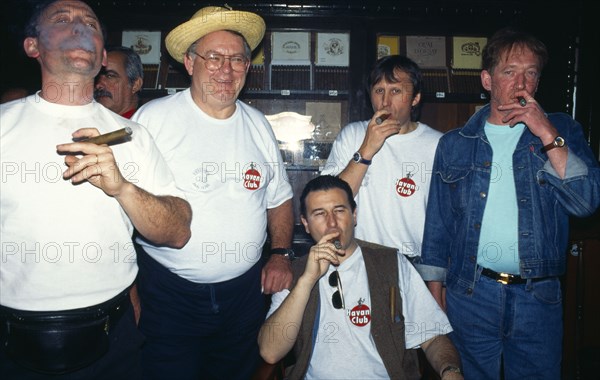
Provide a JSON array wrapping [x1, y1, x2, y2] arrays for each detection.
[[266, 289, 291, 319], [260, 118, 293, 208], [398, 254, 453, 349], [131, 124, 184, 198], [321, 122, 365, 176]]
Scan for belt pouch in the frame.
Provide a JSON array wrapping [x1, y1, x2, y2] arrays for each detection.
[[4, 314, 109, 374]]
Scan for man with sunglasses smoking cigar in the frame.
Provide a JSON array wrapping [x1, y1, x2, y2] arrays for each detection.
[[258, 175, 462, 380]]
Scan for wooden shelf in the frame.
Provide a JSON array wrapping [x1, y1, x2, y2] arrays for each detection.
[[241, 90, 348, 99]]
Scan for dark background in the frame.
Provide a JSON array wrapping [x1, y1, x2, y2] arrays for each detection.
[[1, 0, 597, 156], [2, 2, 599, 378]]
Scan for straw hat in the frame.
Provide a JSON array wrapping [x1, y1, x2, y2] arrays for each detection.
[[165, 6, 266, 63]]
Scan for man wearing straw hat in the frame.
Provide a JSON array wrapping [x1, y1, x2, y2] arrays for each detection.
[[132, 6, 294, 379]]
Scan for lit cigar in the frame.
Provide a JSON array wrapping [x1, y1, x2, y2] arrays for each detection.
[[517, 97, 527, 107], [80, 127, 133, 145], [375, 114, 390, 125], [333, 240, 342, 249]]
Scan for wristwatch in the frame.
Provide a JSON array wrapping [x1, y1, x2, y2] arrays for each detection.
[[270, 248, 295, 260], [352, 151, 372, 165], [541, 136, 566, 153]]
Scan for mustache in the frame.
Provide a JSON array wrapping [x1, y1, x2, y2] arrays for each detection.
[[94, 89, 113, 99]]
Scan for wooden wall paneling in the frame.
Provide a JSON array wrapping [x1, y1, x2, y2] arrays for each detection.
[[563, 237, 600, 380]]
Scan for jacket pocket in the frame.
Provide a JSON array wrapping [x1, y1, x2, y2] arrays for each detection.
[[438, 167, 473, 212]]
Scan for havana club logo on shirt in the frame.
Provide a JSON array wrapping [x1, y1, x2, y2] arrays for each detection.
[[395, 172, 417, 197], [349, 298, 371, 327], [243, 162, 261, 190]]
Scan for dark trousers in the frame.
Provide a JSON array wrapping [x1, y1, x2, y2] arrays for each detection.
[[136, 247, 265, 380], [0, 300, 143, 380]]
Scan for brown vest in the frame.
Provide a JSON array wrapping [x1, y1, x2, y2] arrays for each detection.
[[286, 240, 420, 380]]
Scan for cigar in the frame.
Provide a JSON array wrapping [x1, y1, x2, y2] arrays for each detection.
[[375, 114, 390, 125], [333, 240, 342, 249], [80, 127, 133, 145], [517, 97, 527, 107]]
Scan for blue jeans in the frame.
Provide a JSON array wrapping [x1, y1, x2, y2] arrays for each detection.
[[446, 268, 562, 380]]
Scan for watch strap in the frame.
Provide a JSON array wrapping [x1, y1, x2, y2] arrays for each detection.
[[353, 152, 372, 165], [541, 136, 565, 153], [270, 248, 295, 260]]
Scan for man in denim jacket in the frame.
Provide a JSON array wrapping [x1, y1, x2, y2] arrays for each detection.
[[417, 27, 600, 380]]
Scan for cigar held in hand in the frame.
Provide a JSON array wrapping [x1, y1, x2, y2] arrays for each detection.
[[80, 127, 133, 145]]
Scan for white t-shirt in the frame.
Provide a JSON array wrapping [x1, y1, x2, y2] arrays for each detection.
[[322, 122, 442, 257], [0, 94, 181, 310], [132, 90, 293, 283], [267, 246, 452, 379]]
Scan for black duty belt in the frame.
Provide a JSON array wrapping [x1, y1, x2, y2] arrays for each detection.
[[0, 288, 131, 375]]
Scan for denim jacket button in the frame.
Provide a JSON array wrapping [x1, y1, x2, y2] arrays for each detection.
[[466, 288, 473, 295], [474, 223, 481, 229], [480, 192, 487, 198], [483, 161, 491, 167]]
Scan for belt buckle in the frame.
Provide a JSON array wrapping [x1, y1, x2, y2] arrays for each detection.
[[497, 272, 511, 285]]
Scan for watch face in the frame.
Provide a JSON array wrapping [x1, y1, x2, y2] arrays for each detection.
[[353, 152, 360, 162], [555, 136, 565, 147]]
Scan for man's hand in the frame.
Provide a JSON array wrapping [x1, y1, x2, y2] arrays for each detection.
[[498, 93, 567, 178], [340, 112, 402, 195], [498, 92, 557, 141], [427, 281, 446, 311], [301, 232, 345, 285], [261, 254, 293, 294], [57, 128, 129, 196], [359, 111, 402, 159]]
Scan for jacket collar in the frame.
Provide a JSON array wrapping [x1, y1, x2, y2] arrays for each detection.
[[459, 103, 491, 139]]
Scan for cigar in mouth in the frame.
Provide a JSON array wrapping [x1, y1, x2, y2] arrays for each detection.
[[78, 127, 133, 145], [333, 240, 342, 249], [517, 97, 527, 107], [375, 114, 390, 125]]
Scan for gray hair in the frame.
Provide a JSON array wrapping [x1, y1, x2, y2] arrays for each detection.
[[107, 46, 143, 86]]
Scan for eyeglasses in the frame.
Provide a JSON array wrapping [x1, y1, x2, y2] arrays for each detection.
[[191, 52, 249, 72], [328, 270, 345, 310]]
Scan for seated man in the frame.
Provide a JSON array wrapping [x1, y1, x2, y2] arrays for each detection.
[[258, 175, 463, 380]]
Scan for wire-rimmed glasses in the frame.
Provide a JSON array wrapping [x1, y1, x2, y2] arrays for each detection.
[[190, 51, 249, 72]]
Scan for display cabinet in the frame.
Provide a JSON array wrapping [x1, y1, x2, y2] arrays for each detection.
[[87, 0, 584, 233]]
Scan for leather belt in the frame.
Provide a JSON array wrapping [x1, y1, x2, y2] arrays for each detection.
[[0, 288, 130, 324], [0, 289, 131, 374], [480, 267, 531, 285]]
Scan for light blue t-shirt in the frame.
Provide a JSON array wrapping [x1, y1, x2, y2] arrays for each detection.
[[477, 122, 526, 274]]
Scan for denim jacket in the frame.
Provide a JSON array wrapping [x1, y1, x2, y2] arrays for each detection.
[[417, 104, 600, 292]]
